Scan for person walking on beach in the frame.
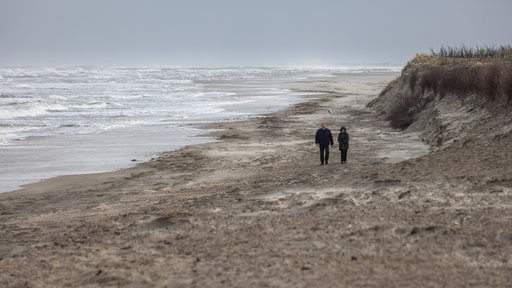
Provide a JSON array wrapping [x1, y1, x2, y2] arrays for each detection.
[[315, 122, 334, 165], [338, 126, 349, 164]]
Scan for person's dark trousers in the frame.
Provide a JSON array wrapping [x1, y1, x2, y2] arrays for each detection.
[[340, 149, 348, 163], [319, 145, 330, 164]]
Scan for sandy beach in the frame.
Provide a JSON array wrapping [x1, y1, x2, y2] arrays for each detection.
[[1, 72, 512, 287]]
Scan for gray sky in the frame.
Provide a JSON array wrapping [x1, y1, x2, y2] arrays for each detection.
[[1, 0, 511, 66]]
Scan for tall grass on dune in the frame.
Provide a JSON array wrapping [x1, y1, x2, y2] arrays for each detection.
[[386, 52, 512, 129], [430, 45, 511, 58], [416, 63, 512, 102]]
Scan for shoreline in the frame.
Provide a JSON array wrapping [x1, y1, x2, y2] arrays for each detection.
[[0, 66, 320, 194], [2, 72, 511, 287], [0, 71, 397, 195], [3, 72, 402, 197]]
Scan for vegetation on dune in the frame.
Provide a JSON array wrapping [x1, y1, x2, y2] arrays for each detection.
[[385, 92, 422, 130], [384, 46, 512, 130], [415, 62, 512, 101], [430, 45, 511, 59]]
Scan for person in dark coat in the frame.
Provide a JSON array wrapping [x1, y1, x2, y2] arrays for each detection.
[[315, 122, 334, 165], [337, 126, 349, 164]]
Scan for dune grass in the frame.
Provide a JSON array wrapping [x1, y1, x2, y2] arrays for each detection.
[[416, 63, 512, 102], [385, 47, 512, 129], [430, 45, 511, 58]]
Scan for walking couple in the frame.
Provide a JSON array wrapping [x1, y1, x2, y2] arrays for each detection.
[[315, 122, 349, 165]]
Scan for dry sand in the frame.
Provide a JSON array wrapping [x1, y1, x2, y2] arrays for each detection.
[[1, 73, 512, 287]]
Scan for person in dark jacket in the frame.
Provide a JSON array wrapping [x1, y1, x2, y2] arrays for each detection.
[[315, 122, 334, 165], [337, 126, 349, 164]]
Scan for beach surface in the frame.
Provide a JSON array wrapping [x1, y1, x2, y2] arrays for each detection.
[[2, 72, 512, 287]]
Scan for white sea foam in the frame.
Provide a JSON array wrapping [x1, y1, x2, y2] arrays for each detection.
[[14, 84, 33, 89], [86, 101, 108, 108], [48, 95, 68, 100], [43, 68, 70, 77], [0, 103, 68, 119], [95, 119, 148, 131]]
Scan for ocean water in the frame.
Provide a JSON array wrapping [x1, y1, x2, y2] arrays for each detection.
[[0, 65, 401, 193]]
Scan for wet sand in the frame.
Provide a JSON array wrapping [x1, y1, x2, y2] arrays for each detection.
[[1, 72, 512, 287]]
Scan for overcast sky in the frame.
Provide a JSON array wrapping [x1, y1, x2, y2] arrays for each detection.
[[1, 0, 511, 66]]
